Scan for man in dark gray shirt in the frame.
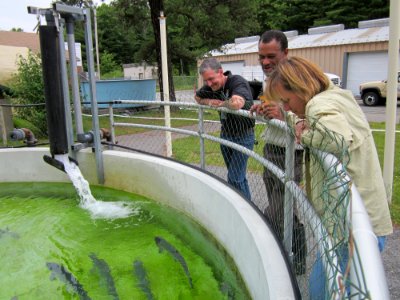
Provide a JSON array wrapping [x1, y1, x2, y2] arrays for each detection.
[[195, 58, 255, 201]]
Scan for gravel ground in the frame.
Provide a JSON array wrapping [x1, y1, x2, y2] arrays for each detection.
[[382, 225, 399, 299]]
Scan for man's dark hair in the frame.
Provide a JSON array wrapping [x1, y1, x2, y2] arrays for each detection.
[[259, 30, 288, 51], [199, 57, 222, 74]]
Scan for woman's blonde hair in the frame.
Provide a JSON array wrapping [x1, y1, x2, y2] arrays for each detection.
[[265, 56, 330, 103]]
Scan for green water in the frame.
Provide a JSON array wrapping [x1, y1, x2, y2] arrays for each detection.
[[0, 182, 250, 299]]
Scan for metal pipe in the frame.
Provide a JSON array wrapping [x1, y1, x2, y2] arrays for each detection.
[[159, 11, 172, 157], [283, 129, 295, 259], [9, 128, 38, 146], [313, 149, 390, 299], [57, 19, 75, 157], [349, 185, 390, 299], [383, 0, 399, 202], [83, 8, 104, 184], [66, 17, 84, 135], [77, 128, 110, 144], [108, 104, 116, 146], [198, 106, 205, 169], [93, 7, 101, 79], [39, 25, 69, 156]]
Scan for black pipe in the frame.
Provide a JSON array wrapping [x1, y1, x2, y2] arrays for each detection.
[[39, 25, 69, 155]]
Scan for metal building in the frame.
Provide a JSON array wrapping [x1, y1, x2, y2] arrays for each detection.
[[201, 18, 399, 96]]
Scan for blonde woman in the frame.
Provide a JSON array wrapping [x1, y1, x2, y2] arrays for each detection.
[[264, 56, 392, 298]]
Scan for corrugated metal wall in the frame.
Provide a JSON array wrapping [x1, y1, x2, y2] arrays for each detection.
[[290, 42, 388, 77], [201, 42, 388, 79]]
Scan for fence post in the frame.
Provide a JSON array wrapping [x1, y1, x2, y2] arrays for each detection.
[[159, 12, 172, 157], [83, 8, 104, 184], [108, 103, 115, 149], [198, 106, 205, 169], [0, 99, 13, 146], [283, 128, 295, 259]]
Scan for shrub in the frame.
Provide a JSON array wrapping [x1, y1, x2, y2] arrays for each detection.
[[8, 52, 47, 135]]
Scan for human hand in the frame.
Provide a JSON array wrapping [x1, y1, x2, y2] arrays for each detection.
[[263, 102, 284, 120], [251, 102, 283, 120], [250, 103, 262, 115], [295, 119, 308, 143], [208, 99, 224, 107]]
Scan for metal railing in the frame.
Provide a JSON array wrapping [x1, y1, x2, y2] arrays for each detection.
[[98, 99, 389, 299]]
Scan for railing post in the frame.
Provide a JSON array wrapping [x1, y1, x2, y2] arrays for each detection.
[[198, 106, 205, 169], [83, 8, 104, 184], [108, 103, 115, 149], [159, 12, 172, 157], [283, 127, 295, 259]]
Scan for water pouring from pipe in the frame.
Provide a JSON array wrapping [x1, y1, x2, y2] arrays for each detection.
[[55, 154, 133, 219], [39, 23, 133, 219]]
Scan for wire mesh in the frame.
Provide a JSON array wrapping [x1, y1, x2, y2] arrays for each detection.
[[3, 97, 386, 299], [106, 100, 379, 299]]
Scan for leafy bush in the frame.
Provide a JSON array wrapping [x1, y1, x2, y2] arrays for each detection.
[[100, 51, 121, 75], [8, 52, 47, 135]]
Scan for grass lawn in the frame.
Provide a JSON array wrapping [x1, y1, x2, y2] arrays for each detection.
[[4, 112, 398, 225], [81, 108, 219, 136], [370, 122, 400, 225], [173, 121, 399, 224], [171, 123, 266, 171]]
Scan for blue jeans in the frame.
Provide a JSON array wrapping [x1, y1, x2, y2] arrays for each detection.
[[220, 131, 254, 201], [309, 236, 387, 299]]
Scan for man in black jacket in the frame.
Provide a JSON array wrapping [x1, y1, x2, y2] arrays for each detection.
[[195, 58, 255, 201]]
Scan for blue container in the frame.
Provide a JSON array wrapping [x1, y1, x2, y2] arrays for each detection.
[[81, 79, 156, 109]]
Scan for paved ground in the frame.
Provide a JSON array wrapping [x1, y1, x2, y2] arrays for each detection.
[[382, 225, 400, 299], [356, 98, 400, 123], [357, 100, 399, 298]]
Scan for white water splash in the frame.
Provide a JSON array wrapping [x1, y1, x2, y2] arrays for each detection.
[[55, 154, 133, 219]]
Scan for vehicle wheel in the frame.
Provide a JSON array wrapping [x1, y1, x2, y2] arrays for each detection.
[[362, 91, 380, 106]]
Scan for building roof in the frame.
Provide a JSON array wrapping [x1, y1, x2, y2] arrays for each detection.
[[0, 31, 40, 53], [210, 18, 391, 56]]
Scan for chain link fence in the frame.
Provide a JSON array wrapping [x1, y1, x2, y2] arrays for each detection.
[[2, 95, 388, 299], [97, 99, 386, 299]]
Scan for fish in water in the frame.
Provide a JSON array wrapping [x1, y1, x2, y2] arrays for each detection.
[[0, 227, 20, 239], [220, 282, 235, 300], [89, 253, 119, 300], [133, 259, 154, 300], [154, 236, 193, 288], [46, 262, 91, 300]]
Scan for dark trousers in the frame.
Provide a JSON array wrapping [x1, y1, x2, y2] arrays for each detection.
[[263, 143, 306, 274], [220, 131, 255, 201], [262, 143, 303, 239]]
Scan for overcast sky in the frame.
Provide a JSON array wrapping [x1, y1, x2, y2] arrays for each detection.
[[0, 0, 110, 33]]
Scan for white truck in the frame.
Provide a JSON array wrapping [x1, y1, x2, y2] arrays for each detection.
[[359, 72, 400, 106]]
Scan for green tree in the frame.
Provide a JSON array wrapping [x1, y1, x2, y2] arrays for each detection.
[[96, 4, 137, 65], [162, 0, 260, 73], [315, 0, 389, 28], [99, 51, 121, 75], [255, 0, 389, 34], [9, 52, 46, 135], [256, 0, 290, 32], [114, 0, 260, 102]]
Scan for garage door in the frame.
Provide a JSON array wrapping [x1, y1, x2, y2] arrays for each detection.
[[347, 51, 400, 96], [221, 61, 245, 76]]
